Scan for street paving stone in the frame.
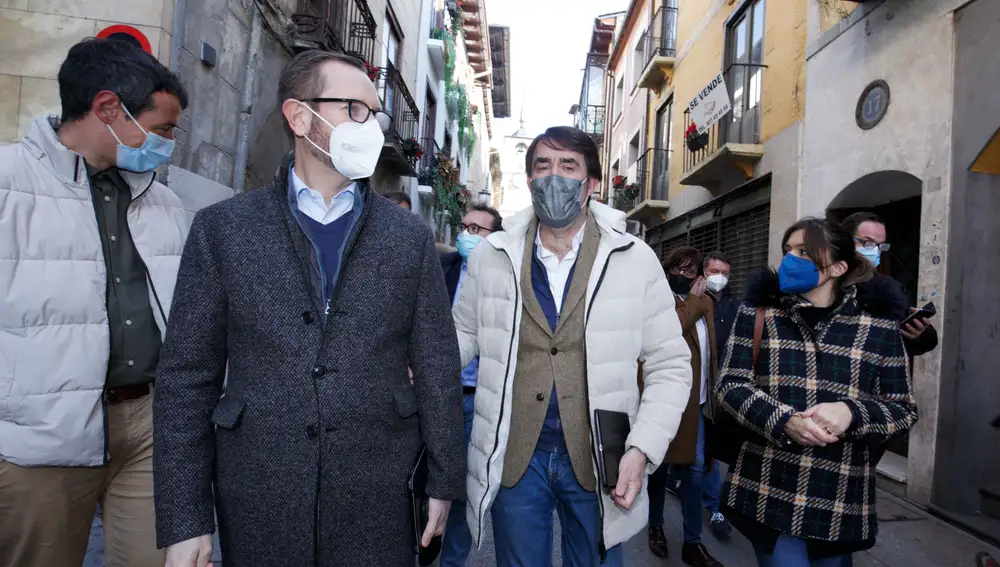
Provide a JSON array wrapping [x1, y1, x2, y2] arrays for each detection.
[[85, 490, 999, 566]]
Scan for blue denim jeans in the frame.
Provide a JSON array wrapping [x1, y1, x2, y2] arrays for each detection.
[[673, 409, 711, 542], [491, 449, 623, 567], [439, 393, 475, 567], [754, 534, 851, 567]]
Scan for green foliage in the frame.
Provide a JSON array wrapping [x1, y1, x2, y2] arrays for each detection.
[[463, 123, 477, 161]]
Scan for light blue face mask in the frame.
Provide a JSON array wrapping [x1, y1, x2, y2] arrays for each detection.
[[456, 231, 482, 260], [857, 246, 881, 268], [107, 105, 175, 173]]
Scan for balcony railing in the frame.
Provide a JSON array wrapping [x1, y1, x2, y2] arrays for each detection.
[[636, 148, 670, 202], [378, 62, 420, 144], [646, 4, 678, 60], [419, 137, 442, 172], [292, 0, 377, 64], [682, 62, 765, 174], [580, 105, 605, 137]]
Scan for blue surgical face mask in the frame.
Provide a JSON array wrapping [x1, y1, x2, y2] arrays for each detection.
[[857, 246, 881, 268], [107, 105, 175, 173], [778, 253, 821, 294], [456, 231, 482, 260]]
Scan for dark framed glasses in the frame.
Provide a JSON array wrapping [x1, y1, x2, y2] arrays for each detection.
[[461, 222, 490, 236], [307, 98, 392, 134], [854, 238, 891, 252]]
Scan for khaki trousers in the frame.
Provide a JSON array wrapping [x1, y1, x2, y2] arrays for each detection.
[[0, 392, 164, 567]]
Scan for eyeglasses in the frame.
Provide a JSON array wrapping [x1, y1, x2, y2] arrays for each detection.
[[670, 266, 698, 278], [855, 238, 891, 252], [306, 98, 393, 134], [461, 223, 491, 236]]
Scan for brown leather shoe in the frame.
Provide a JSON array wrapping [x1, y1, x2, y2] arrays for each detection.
[[648, 525, 669, 558], [681, 542, 723, 567]]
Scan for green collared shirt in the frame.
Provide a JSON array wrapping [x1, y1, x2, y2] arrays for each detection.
[[88, 166, 162, 390]]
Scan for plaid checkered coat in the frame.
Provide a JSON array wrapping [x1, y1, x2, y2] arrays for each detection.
[[716, 269, 918, 546]]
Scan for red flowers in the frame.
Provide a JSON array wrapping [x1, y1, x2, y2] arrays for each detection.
[[401, 138, 424, 160], [612, 175, 625, 188], [363, 61, 379, 82], [684, 122, 699, 140]]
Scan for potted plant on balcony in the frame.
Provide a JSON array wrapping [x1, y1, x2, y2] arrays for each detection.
[[612, 175, 625, 190], [613, 182, 640, 211], [363, 61, 379, 83], [685, 123, 709, 152], [401, 138, 423, 163]]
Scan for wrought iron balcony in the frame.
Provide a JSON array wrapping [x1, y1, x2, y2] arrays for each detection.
[[621, 148, 670, 225], [291, 0, 377, 64], [680, 62, 766, 189], [637, 5, 678, 90], [377, 61, 421, 176], [580, 105, 605, 138]]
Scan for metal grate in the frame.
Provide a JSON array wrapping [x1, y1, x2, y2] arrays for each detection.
[[656, 203, 770, 298], [719, 204, 770, 296]]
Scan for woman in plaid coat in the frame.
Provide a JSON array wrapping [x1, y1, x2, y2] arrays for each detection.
[[715, 218, 918, 566]]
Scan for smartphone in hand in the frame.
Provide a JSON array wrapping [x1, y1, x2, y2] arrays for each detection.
[[901, 301, 936, 327]]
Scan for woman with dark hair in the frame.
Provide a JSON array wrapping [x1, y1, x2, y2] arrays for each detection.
[[715, 217, 918, 567]]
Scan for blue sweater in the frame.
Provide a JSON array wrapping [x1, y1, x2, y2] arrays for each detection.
[[530, 243, 577, 455], [299, 214, 353, 301]]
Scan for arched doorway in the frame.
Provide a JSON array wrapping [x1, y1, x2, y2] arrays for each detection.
[[826, 170, 923, 465], [826, 170, 923, 305]]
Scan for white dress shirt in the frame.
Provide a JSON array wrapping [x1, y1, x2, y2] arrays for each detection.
[[291, 166, 356, 225], [534, 224, 586, 314]]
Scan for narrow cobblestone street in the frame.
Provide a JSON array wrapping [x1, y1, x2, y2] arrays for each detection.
[[84, 487, 999, 566]]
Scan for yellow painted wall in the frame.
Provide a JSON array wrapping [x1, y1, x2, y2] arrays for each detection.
[[759, 0, 808, 142], [644, 0, 807, 200], [819, 0, 859, 34]]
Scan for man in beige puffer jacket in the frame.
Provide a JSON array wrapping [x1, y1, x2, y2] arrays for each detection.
[[452, 126, 692, 565], [0, 39, 189, 567]]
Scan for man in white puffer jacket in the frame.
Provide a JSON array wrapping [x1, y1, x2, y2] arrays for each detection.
[[0, 39, 189, 567], [452, 126, 693, 566]]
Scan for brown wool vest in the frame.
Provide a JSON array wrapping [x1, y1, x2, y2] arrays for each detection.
[[501, 215, 600, 492]]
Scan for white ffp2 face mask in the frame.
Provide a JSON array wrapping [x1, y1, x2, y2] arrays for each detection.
[[299, 102, 385, 180], [706, 274, 729, 293]]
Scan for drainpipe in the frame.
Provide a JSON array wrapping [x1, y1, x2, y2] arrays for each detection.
[[169, 0, 187, 72], [232, 7, 264, 194]]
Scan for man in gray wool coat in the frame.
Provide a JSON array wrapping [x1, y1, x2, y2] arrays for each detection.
[[152, 49, 465, 567]]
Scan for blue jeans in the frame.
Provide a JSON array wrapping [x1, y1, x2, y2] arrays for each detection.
[[492, 449, 623, 567], [439, 394, 475, 567], [754, 534, 851, 567], [674, 410, 711, 542]]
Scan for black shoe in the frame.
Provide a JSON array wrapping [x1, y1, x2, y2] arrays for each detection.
[[681, 542, 723, 567], [648, 525, 669, 559], [709, 512, 732, 540]]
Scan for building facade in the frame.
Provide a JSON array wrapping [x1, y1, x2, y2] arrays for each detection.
[[570, 11, 623, 178], [0, 0, 506, 242], [590, 0, 1000, 541], [602, 0, 653, 235], [496, 112, 535, 219], [800, 0, 1000, 540]]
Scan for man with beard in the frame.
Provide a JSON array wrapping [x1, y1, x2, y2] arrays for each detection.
[[153, 50, 465, 567]]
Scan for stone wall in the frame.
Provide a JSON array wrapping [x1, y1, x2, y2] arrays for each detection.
[[0, 0, 174, 144], [801, 0, 967, 504]]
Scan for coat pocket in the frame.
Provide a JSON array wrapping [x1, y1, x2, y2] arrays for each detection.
[[391, 384, 419, 418], [210, 396, 246, 430]]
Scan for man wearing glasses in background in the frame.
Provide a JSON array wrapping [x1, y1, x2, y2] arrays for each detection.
[[438, 203, 503, 567], [153, 50, 465, 567], [842, 212, 938, 356]]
